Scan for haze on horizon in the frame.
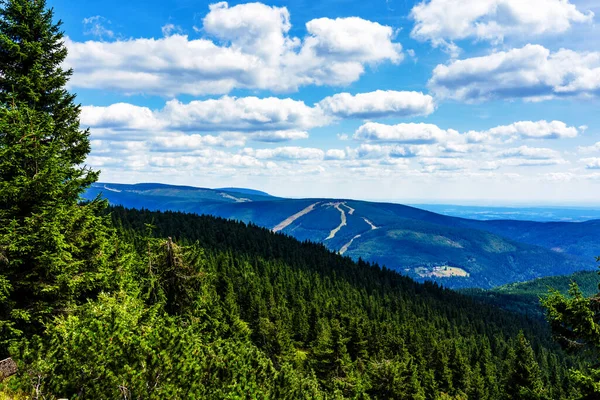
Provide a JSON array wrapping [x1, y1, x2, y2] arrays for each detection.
[[50, 0, 600, 204]]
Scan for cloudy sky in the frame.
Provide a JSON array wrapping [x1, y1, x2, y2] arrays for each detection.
[[50, 0, 600, 204]]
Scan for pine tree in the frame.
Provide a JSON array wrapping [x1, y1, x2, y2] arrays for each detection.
[[506, 332, 547, 400], [543, 281, 600, 397], [0, 0, 96, 208], [0, 0, 111, 352]]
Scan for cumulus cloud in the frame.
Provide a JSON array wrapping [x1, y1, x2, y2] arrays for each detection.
[[66, 2, 403, 96], [82, 91, 445, 147], [429, 45, 600, 102], [325, 149, 347, 160], [499, 146, 561, 159], [81, 96, 328, 144], [349, 144, 422, 159], [411, 0, 593, 49], [354, 122, 456, 144], [353, 120, 581, 150], [159, 97, 329, 132], [81, 103, 162, 132], [304, 17, 402, 63], [317, 90, 434, 119], [486, 120, 579, 139], [582, 157, 600, 169]]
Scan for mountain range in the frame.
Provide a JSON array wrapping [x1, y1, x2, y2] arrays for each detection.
[[85, 182, 599, 289]]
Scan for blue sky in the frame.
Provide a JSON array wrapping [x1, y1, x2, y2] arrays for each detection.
[[48, 0, 600, 204]]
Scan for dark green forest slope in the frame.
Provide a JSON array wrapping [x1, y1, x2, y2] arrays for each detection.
[[1, 205, 586, 398], [465, 270, 600, 316]]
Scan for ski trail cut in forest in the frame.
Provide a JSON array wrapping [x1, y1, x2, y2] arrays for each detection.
[[341, 203, 355, 215], [272, 202, 320, 232], [339, 216, 378, 254], [326, 203, 347, 240], [103, 185, 122, 193], [220, 192, 252, 203], [362, 218, 378, 230], [340, 234, 361, 255]]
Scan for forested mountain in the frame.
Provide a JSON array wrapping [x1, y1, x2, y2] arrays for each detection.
[[465, 270, 600, 316], [0, 202, 587, 398], [85, 182, 598, 289]]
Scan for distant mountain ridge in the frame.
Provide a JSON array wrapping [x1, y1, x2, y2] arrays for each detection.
[[412, 204, 600, 222], [217, 187, 274, 197], [85, 182, 599, 289]]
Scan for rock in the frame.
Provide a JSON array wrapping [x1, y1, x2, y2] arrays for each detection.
[[0, 358, 17, 381]]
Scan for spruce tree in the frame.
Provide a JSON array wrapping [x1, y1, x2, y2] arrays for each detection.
[[543, 281, 600, 398], [0, 0, 111, 352], [0, 0, 96, 198], [506, 332, 547, 400]]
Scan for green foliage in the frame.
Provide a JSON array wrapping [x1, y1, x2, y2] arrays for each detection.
[[542, 278, 600, 399], [463, 270, 600, 318], [0, 0, 95, 191], [10, 293, 306, 399], [0, 0, 108, 355], [505, 332, 548, 400]]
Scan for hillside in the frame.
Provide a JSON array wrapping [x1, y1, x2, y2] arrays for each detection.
[[102, 206, 578, 399], [85, 183, 598, 289], [464, 270, 600, 316]]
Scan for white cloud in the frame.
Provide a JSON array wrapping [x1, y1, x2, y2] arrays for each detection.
[[354, 122, 456, 144], [304, 17, 402, 63], [499, 145, 561, 159], [349, 144, 422, 159], [486, 120, 579, 139], [83, 16, 114, 39], [325, 149, 347, 160], [245, 146, 325, 160], [81, 96, 328, 144], [582, 157, 600, 169], [249, 131, 309, 142], [420, 157, 472, 172], [202, 1, 293, 63], [317, 90, 434, 119], [66, 2, 403, 96], [411, 0, 593, 48], [429, 44, 600, 102], [353, 120, 580, 152], [150, 134, 245, 151], [579, 142, 600, 153], [349, 121, 577, 169], [159, 97, 329, 132], [161, 24, 183, 37]]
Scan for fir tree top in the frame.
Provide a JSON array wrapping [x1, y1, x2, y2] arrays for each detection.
[[0, 0, 96, 202]]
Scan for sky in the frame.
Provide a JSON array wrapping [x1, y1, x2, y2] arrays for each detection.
[[47, 0, 600, 205]]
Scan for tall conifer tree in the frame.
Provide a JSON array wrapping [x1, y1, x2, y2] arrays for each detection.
[[0, 0, 111, 352]]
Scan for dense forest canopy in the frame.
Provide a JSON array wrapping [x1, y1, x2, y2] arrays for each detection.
[[1, 0, 600, 399]]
